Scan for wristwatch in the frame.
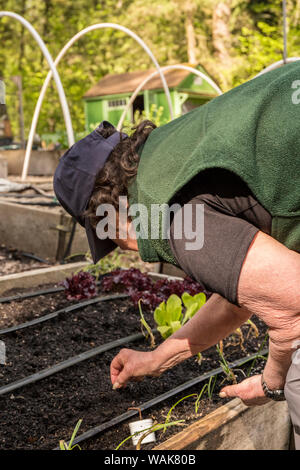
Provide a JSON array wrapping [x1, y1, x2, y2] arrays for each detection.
[[261, 375, 286, 401]]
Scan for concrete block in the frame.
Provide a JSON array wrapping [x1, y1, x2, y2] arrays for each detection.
[[0, 201, 60, 259], [0, 201, 89, 261], [0, 261, 89, 295], [0, 149, 63, 176]]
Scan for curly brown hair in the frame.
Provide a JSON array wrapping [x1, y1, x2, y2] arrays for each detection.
[[86, 120, 156, 229]]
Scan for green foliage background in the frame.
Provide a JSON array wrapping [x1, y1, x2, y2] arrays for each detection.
[[1, 0, 299, 140]]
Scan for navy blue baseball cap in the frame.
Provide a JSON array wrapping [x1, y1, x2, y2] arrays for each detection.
[[53, 121, 128, 263]]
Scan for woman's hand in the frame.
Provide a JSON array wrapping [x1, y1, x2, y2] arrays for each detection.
[[110, 348, 161, 389], [219, 375, 271, 406], [109, 295, 255, 391]]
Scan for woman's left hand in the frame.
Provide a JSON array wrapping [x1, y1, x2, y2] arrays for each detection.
[[219, 375, 271, 406]]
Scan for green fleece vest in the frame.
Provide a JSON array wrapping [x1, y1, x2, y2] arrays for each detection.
[[129, 62, 300, 264]]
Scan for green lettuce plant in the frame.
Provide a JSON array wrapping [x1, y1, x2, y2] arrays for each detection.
[[154, 292, 206, 340]]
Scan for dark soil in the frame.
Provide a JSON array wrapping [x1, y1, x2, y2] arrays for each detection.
[[0, 286, 69, 330], [0, 286, 268, 450]]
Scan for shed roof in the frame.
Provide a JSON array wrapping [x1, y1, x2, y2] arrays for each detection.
[[83, 64, 216, 98]]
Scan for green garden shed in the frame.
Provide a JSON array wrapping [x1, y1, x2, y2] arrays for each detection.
[[83, 64, 219, 130]]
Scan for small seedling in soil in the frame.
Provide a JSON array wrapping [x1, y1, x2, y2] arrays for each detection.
[[194, 375, 218, 413], [79, 250, 122, 280], [246, 318, 259, 338], [231, 327, 246, 352], [195, 383, 209, 414], [115, 420, 185, 450], [219, 319, 260, 354], [59, 419, 82, 450], [162, 394, 197, 433], [216, 345, 237, 384], [246, 333, 268, 377], [138, 300, 156, 348], [160, 382, 217, 435]]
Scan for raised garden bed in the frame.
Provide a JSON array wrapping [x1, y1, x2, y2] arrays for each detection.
[[0, 268, 290, 451], [0, 199, 88, 261], [0, 245, 51, 276], [154, 398, 290, 450]]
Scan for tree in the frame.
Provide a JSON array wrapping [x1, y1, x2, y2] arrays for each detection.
[[0, 0, 298, 138]]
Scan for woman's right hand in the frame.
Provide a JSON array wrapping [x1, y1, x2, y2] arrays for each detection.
[[110, 348, 161, 389]]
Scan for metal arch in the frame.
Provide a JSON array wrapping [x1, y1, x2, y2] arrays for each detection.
[[117, 64, 223, 131], [0, 10, 74, 179], [253, 57, 300, 79], [19, 22, 173, 180]]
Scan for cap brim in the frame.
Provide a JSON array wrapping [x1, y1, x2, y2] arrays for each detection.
[[85, 218, 117, 263]]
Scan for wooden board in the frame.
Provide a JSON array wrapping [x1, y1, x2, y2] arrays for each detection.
[[154, 398, 291, 450]]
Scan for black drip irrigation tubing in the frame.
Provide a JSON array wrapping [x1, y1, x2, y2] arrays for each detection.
[[0, 272, 110, 304], [0, 293, 129, 335], [8, 201, 60, 207], [0, 329, 147, 397], [0, 286, 64, 304], [20, 252, 50, 264], [55, 347, 269, 449], [61, 219, 77, 263]]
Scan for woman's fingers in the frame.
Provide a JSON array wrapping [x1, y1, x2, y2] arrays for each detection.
[[110, 348, 156, 389], [110, 348, 132, 388], [219, 375, 270, 406]]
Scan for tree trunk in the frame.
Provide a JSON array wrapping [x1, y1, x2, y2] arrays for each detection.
[[175, 0, 197, 65], [293, 0, 300, 26], [212, 2, 232, 65], [43, 0, 52, 38], [185, 6, 197, 65], [19, 0, 26, 69]]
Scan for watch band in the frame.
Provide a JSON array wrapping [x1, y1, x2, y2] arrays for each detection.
[[261, 375, 285, 401]]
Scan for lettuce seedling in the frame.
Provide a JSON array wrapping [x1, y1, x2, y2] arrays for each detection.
[[61, 271, 97, 300], [181, 292, 206, 325], [154, 294, 182, 339], [154, 292, 206, 340]]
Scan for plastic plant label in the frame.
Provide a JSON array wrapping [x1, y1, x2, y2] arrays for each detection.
[[129, 418, 156, 446]]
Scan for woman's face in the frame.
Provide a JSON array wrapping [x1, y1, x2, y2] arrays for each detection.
[[111, 214, 138, 252]]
